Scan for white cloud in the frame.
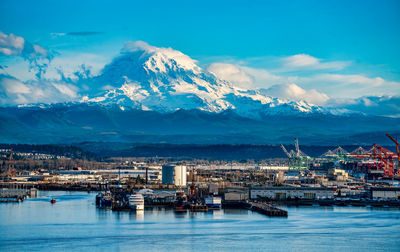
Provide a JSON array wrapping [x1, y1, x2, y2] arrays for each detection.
[[207, 63, 253, 88], [207, 63, 291, 89], [265, 83, 330, 105], [328, 95, 400, 117], [0, 32, 25, 55], [0, 31, 50, 60], [0, 31, 53, 78], [298, 74, 400, 98], [207, 62, 330, 105], [281, 54, 350, 71], [0, 74, 79, 106], [0, 76, 30, 94], [284, 54, 319, 68], [43, 53, 107, 80], [308, 74, 386, 86], [207, 60, 400, 100], [123, 41, 157, 53]]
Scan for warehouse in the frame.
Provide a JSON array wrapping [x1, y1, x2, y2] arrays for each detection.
[[371, 187, 400, 200], [250, 187, 334, 200]]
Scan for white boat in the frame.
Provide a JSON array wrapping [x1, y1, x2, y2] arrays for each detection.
[[128, 193, 144, 211], [205, 196, 222, 209]]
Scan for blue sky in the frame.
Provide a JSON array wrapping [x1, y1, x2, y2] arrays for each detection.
[[0, 0, 399, 105]]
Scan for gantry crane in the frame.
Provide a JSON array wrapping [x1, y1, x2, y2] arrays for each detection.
[[280, 138, 311, 171], [321, 146, 349, 162], [386, 133, 400, 162], [349, 143, 398, 177]]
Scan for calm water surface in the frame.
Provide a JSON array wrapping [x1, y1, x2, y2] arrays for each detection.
[[1, 191, 400, 251]]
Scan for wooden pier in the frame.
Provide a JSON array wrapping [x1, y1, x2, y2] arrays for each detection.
[[250, 202, 288, 217]]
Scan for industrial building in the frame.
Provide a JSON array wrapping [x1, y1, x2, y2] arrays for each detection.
[[371, 187, 400, 200], [224, 188, 249, 202], [327, 168, 349, 181], [250, 187, 334, 200], [161, 164, 187, 186]]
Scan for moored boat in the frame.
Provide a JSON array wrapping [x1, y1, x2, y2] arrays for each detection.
[[128, 193, 144, 211], [205, 196, 222, 209]]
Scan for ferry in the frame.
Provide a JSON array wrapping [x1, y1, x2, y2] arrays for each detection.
[[129, 193, 144, 211], [205, 196, 222, 209]]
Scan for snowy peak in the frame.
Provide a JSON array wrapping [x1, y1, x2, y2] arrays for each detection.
[[85, 41, 322, 117], [122, 41, 202, 74]]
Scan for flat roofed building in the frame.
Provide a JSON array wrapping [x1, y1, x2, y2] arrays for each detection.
[[224, 189, 249, 202], [250, 187, 334, 200], [371, 187, 400, 200]]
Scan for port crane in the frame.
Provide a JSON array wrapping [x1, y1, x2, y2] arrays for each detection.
[[386, 133, 400, 162], [280, 138, 311, 171], [349, 143, 398, 178], [321, 146, 349, 162]]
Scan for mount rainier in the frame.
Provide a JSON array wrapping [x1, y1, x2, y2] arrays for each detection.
[[81, 41, 322, 118], [0, 42, 399, 145]]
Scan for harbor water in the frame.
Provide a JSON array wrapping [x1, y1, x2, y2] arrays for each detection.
[[1, 191, 400, 251]]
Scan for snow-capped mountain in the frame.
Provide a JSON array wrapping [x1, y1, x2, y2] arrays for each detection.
[[4, 42, 398, 145], [82, 41, 322, 118]]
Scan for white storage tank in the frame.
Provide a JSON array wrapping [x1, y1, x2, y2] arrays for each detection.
[[162, 164, 187, 186]]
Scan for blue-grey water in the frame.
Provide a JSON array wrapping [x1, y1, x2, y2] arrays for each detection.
[[1, 191, 400, 251]]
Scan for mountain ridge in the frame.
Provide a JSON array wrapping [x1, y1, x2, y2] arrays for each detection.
[[1, 103, 399, 145], [1, 42, 398, 145]]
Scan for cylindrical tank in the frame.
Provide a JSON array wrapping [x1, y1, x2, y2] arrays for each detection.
[[162, 164, 187, 186]]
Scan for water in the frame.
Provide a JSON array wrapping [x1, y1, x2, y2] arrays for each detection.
[[1, 191, 400, 251]]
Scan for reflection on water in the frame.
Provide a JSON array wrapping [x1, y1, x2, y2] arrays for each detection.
[[135, 210, 144, 221], [1, 191, 400, 251], [223, 208, 250, 215]]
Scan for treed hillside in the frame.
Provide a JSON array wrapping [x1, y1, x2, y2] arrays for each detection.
[[75, 142, 397, 160], [0, 142, 397, 161], [0, 144, 100, 160]]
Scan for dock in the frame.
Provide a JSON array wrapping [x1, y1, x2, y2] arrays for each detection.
[[189, 204, 208, 212], [250, 202, 288, 217], [0, 187, 37, 202]]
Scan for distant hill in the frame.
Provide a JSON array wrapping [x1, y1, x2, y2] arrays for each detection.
[[0, 143, 100, 160], [74, 142, 397, 160], [0, 104, 399, 145]]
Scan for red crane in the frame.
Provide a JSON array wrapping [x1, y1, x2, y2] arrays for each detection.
[[349, 143, 398, 178], [371, 144, 397, 177], [386, 133, 400, 162]]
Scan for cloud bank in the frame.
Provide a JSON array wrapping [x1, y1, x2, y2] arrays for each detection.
[[264, 83, 329, 106], [0, 31, 54, 78], [0, 74, 79, 106], [281, 54, 350, 71]]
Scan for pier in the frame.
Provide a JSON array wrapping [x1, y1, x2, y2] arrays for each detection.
[[0, 186, 37, 202], [250, 202, 288, 217]]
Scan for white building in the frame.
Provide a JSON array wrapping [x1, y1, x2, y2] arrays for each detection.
[[162, 164, 187, 186], [250, 187, 334, 200], [371, 187, 400, 200]]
